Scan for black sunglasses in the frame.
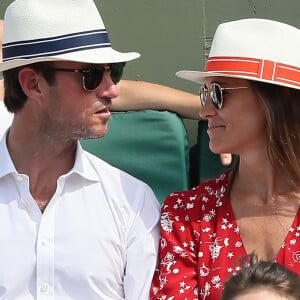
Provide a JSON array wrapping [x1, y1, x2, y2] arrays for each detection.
[[48, 62, 125, 91], [200, 82, 248, 109]]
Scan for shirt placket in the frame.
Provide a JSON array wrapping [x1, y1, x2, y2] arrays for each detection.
[[14, 173, 55, 299], [36, 206, 55, 300]]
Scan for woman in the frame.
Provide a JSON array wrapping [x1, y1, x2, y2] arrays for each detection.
[[150, 18, 300, 299], [221, 254, 300, 300]]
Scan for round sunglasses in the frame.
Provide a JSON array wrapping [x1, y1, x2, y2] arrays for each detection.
[[48, 62, 125, 91], [200, 82, 248, 109]]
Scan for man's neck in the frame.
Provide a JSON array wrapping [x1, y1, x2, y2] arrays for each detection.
[[7, 123, 77, 211]]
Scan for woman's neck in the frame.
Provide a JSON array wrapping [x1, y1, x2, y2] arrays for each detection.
[[231, 153, 299, 203]]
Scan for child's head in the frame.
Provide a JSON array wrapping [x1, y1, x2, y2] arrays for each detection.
[[221, 254, 300, 300]]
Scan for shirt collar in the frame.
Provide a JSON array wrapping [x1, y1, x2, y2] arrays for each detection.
[[66, 141, 99, 182], [0, 131, 18, 178], [0, 134, 99, 183]]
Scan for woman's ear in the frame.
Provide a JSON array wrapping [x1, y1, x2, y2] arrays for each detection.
[[18, 67, 44, 102]]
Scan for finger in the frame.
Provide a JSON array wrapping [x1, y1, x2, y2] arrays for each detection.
[[220, 153, 232, 166]]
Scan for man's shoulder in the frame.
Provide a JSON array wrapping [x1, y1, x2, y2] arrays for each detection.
[[81, 150, 161, 229], [83, 149, 147, 185], [82, 149, 159, 208]]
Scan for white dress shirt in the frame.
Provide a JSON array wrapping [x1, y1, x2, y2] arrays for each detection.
[[0, 101, 13, 137], [0, 134, 161, 299]]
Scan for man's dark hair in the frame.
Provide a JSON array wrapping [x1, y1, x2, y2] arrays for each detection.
[[3, 62, 56, 113]]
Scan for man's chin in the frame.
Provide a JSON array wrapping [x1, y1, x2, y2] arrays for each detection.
[[80, 127, 109, 140]]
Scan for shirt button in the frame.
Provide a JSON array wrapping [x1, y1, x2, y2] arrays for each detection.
[[41, 238, 49, 246], [16, 175, 23, 181], [40, 282, 49, 293]]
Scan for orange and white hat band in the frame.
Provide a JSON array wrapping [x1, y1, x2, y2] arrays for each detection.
[[206, 56, 300, 87]]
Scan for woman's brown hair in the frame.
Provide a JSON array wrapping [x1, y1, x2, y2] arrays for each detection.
[[229, 81, 300, 189], [251, 82, 300, 188]]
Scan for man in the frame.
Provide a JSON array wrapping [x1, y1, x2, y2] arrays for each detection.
[[0, 0, 160, 299]]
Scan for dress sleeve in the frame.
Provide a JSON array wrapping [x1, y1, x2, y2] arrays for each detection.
[[124, 184, 161, 300], [150, 192, 200, 299]]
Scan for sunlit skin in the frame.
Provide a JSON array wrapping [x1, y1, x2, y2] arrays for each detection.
[[199, 77, 267, 157], [198, 77, 300, 262], [232, 287, 291, 300], [39, 61, 119, 142], [6, 61, 119, 211]]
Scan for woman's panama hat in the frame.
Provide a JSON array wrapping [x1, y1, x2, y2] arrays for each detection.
[[177, 18, 300, 90], [0, 0, 140, 76]]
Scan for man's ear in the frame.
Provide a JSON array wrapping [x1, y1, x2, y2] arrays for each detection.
[[18, 67, 44, 102]]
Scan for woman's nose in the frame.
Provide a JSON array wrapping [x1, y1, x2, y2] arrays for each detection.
[[199, 94, 217, 119]]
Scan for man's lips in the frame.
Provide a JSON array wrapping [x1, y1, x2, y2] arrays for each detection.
[[95, 105, 112, 114], [96, 108, 110, 114]]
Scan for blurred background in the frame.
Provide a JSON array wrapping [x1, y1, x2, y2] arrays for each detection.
[[1, 0, 299, 146]]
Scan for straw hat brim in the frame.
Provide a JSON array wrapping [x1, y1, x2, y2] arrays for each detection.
[[176, 70, 300, 90], [0, 46, 140, 79]]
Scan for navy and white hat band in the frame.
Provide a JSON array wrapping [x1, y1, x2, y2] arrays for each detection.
[[3, 29, 111, 61], [0, 0, 140, 74]]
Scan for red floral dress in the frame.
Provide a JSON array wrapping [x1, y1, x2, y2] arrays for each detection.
[[150, 172, 300, 300]]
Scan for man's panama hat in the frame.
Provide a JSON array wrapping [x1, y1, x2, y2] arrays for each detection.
[[0, 0, 140, 77]]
